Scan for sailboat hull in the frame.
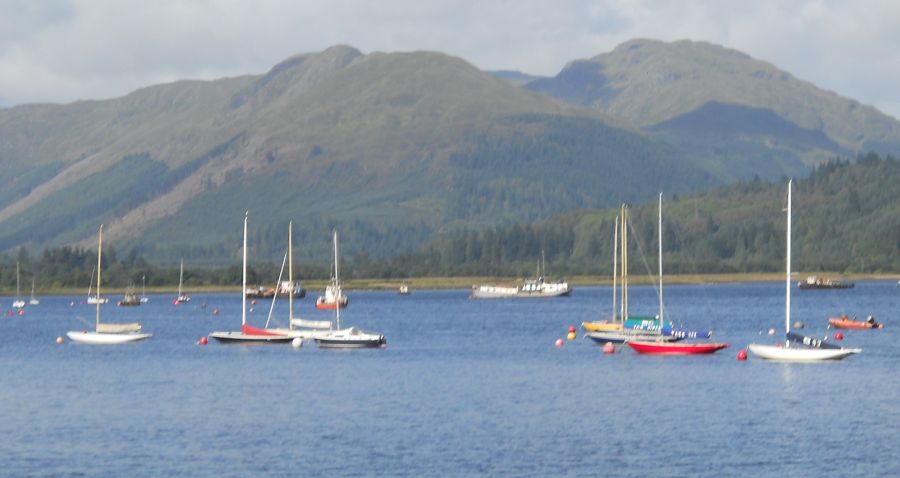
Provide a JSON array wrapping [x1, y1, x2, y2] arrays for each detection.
[[315, 328, 386, 348], [66, 331, 152, 344], [747, 343, 860, 361], [628, 341, 728, 355], [208, 331, 294, 344]]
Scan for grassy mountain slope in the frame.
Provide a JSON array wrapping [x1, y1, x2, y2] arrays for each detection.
[[0, 46, 715, 264], [527, 39, 900, 167]]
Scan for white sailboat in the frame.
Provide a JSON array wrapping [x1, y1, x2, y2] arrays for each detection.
[[174, 259, 190, 304], [748, 180, 860, 361], [12, 262, 26, 309], [209, 212, 294, 344], [86, 266, 108, 305], [67, 225, 152, 344], [29, 278, 40, 305], [314, 230, 386, 349], [263, 221, 332, 340]]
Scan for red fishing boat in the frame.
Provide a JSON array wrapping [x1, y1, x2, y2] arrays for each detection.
[[627, 341, 729, 355], [828, 315, 883, 329]]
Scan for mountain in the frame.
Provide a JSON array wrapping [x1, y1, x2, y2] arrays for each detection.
[[527, 39, 900, 177], [487, 70, 546, 87], [0, 45, 716, 264]]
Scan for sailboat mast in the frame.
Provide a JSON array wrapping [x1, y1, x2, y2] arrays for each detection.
[[785, 180, 792, 346], [178, 259, 184, 296], [622, 205, 628, 321], [97, 225, 103, 329], [288, 221, 294, 330], [242, 213, 248, 327], [612, 215, 618, 322], [16, 262, 20, 299], [334, 230, 341, 330], [658, 193, 664, 327]]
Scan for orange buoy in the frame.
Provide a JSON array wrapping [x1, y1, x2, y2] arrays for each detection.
[[834, 332, 844, 341], [554, 338, 564, 348], [198, 336, 208, 345], [737, 349, 748, 360], [602, 342, 615, 354]]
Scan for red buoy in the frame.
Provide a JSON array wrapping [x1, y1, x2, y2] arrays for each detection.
[[554, 338, 564, 348], [198, 336, 208, 345], [567, 325, 576, 334], [602, 342, 615, 354], [737, 349, 748, 361], [834, 332, 844, 341], [251, 299, 257, 305], [18, 309, 24, 316], [212, 308, 220, 316]]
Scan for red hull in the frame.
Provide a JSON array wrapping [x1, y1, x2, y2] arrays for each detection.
[[241, 324, 287, 336], [828, 317, 883, 329], [627, 341, 729, 355]]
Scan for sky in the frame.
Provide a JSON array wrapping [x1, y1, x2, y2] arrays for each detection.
[[2, 0, 900, 119]]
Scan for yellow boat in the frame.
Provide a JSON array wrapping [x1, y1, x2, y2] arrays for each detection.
[[581, 321, 623, 332]]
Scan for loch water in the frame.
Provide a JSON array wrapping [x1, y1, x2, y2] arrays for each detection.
[[1, 281, 898, 477]]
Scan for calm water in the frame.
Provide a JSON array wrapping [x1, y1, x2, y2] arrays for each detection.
[[1, 281, 898, 477]]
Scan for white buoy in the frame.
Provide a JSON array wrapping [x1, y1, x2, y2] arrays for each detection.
[[768, 328, 776, 336], [55, 336, 65, 345], [292, 338, 303, 348]]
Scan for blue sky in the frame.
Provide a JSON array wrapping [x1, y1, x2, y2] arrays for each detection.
[[2, 0, 899, 119]]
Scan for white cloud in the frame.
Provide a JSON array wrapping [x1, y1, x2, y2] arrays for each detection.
[[1, 0, 899, 118]]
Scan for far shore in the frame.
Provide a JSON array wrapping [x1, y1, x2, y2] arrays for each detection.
[[6, 272, 898, 296]]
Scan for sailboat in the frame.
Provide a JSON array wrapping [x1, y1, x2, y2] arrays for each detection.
[[67, 225, 152, 344], [86, 266, 109, 305], [315, 236, 349, 310], [117, 285, 141, 307], [209, 213, 294, 344], [12, 262, 26, 309], [748, 181, 860, 361], [586, 205, 684, 344], [256, 221, 332, 340], [627, 194, 728, 355], [314, 230, 386, 348], [174, 259, 190, 304], [29, 278, 40, 305]]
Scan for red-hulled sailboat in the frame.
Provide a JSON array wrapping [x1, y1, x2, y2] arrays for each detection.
[[624, 193, 728, 355]]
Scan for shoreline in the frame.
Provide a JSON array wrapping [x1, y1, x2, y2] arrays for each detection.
[[7, 273, 898, 295]]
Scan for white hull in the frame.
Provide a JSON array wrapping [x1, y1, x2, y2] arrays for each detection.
[[12, 300, 25, 309], [66, 331, 152, 344], [29, 299, 40, 305], [314, 327, 386, 348], [748, 343, 861, 361], [268, 327, 334, 340], [87, 297, 109, 305], [470, 284, 571, 299]]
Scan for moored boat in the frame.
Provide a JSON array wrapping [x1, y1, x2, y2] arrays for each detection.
[[628, 341, 729, 355], [748, 180, 860, 361], [314, 230, 385, 349], [472, 251, 571, 299], [798, 275, 854, 289], [828, 315, 883, 329], [209, 213, 294, 345], [67, 225, 151, 345]]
